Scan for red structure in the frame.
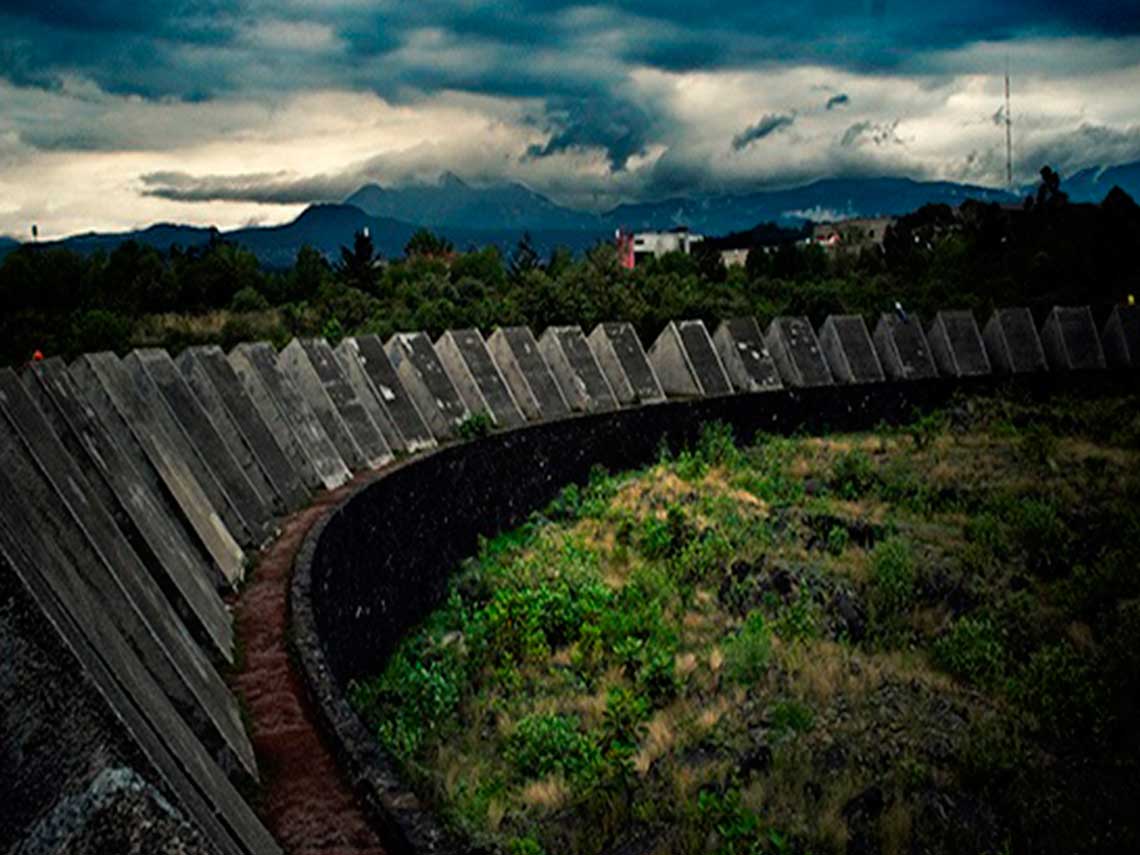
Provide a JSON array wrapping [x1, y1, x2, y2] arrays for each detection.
[[615, 229, 635, 270]]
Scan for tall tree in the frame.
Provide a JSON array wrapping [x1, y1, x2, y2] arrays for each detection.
[[337, 229, 380, 292]]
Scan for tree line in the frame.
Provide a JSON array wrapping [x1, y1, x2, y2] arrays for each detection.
[[1, 169, 1137, 368]]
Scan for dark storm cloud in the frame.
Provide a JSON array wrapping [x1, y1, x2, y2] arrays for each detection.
[[840, 120, 903, 148], [732, 115, 795, 151], [826, 94, 850, 110], [139, 170, 358, 203], [2, 0, 1140, 183]]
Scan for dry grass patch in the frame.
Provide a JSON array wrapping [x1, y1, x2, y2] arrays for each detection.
[[521, 775, 572, 811]]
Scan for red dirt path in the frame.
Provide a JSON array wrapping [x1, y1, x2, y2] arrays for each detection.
[[229, 473, 387, 855]]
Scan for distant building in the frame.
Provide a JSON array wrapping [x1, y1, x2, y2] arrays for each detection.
[[632, 227, 704, 264], [720, 248, 750, 268], [812, 216, 894, 252]]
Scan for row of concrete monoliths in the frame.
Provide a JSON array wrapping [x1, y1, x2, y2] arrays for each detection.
[[0, 303, 1136, 855]]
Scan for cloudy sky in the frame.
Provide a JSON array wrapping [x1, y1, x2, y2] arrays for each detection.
[[1, 1, 1139, 239]]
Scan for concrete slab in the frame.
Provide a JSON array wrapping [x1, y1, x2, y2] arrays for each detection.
[[219, 345, 324, 492], [296, 337, 392, 468], [764, 317, 834, 388], [983, 307, 1048, 374], [819, 315, 885, 384], [0, 521, 280, 855], [677, 319, 733, 396], [1040, 306, 1107, 372], [586, 322, 665, 406], [648, 322, 700, 398], [277, 339, 369, 470], [487, 326, 571, 421], [177, 345, 308, 512], [926, 310, 991, 377], [69, 354, 247, 589], [873, 314, 939, 381], [1102, 304, 1140, 369], [116, 353, 255, 548], [21, 358, 233, 666], [385, 332, 469, 440], [229, 343, 351, 491], [713, 317, 784, 393], [0, 388, 257, 786], [128, 350, 274, 542], [337, 336, 435, 453], [539, 325, 620, 412], [436, 329, 526, 429]]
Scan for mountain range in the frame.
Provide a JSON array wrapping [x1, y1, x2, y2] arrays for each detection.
[[4, 162, 1139, 266]]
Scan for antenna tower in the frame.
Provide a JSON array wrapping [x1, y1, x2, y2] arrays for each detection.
[[1004, 58, 1013, 189]]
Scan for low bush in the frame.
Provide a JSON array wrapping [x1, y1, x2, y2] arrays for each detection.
[[869, 536, 916, 619], [932, 615, 1006, 688], [831, 449, 876, 499], [725, 611, 772, 684], [508, 714, 603, 785]]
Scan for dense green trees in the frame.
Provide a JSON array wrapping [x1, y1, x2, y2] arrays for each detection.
[[2, 177, 1138, 368]]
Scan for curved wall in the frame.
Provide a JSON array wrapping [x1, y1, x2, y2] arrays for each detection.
[[291, 375, 1003, 853]]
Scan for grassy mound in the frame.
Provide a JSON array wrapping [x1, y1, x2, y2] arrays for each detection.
[[350, 393, 1140, 855]]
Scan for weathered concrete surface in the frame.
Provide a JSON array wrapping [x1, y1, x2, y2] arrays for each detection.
[[176, 346, 307, 512], [230, 343, 351, 491], [819, 315, 885, 385], [221, 346, 325, 492], [648, 322, 701, 398], [713, 318, 783, 394], [0, 390, 257, 786], [983, 307, 1048, 375], [676, 319, 733, 396], [278, 339, 369, 470], [587, 322, 665, 406], [1102, 305, 1140, 369], [385, 332, 469, 440], [69, 354, 246, 589], [128, 350, 274, 542], [115, 353, 255, 548], [0, 549, 216, 855], [297, 337, 393, 468], [873, 314, 939, 381], [540, 325, 619, 412], [764, 317, 834, 388], [926, 311, 991, 378], [337, 335, 436, 453], [21, 359, 233, 666], [436, 329, 526, 428], [1040, 306, 1107, 372], [0, 521, 280, 855], [487, 326, 571, 421]]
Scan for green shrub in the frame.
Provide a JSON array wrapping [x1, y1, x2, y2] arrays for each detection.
[[1013, 642, 1101, 740], [545, 483, 582, 521], [230, 286, 269, 312], [697, 421, 741, 469], [725, 611, 772, 684], [508, 838, 547, 855], [932, 615, 1006, 688], [638, 505, 693, 559], [771, 699, 815, 734], [826, 525, 849, 556], [601, 687, 650, 776], [458, 410, 495, 440], [831, 449, 876, 499], [351, 648, 463, 758], [507, 714, 603, 784], [870, 536, 916, 617], [964, 512, 1005, 559], [774, 587, 819, 641], [1011, 499, 1071, 576]]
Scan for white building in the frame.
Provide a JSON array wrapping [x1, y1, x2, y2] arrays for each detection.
[[632, 227, 703, 263]]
